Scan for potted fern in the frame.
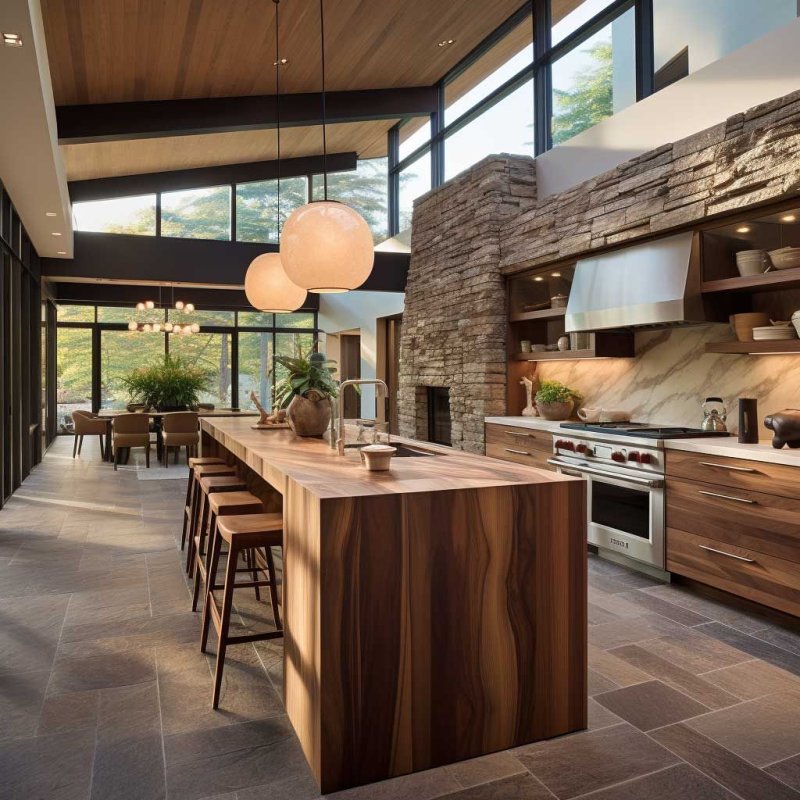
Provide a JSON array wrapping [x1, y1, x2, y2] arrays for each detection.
[[274, 352, 338, 437], [121, 355, 210, 412], [535, 380, 582, 421]]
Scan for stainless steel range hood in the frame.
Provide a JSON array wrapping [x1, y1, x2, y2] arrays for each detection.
[[565, 232, 705, 332]]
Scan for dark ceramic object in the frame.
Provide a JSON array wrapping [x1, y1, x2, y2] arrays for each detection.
[[286, 394, 331, 437], [764, 409, 800, 449]]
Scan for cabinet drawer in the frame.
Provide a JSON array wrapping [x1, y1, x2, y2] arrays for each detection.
[[667, 527, 800, 617], [486, 441, 553, 471], [666, 449, 799, 499], [666, 476, 800, 564], [485, 423, 553, 454]]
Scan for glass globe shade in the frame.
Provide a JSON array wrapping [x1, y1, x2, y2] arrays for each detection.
[[190, 323, 200, 333], [182, 327, 191, 335], [152, 323, 161, 333], [145, 300, 155, 310], [136, 302, 145, 311], [164, 322, 174, 332], [174, 300, 184, 311], [185, 303, 195, 313], [280, 201, 374, 292], [244, 252, 307, 312], [128, 322, 137, 331], [172, 325, 181, 334], [143, 323, 152, 332]]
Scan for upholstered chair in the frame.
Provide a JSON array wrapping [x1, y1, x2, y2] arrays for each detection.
[[71, 410, 108, 460], [112, 413, 151, 470], [161, 411, 199, 467]]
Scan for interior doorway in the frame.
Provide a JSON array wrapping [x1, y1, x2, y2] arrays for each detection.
[[377, 314, 402, 434], [339, 333, 361, 419]]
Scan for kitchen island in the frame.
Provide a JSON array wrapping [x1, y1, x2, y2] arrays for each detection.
[[200, 417, 587, 793]]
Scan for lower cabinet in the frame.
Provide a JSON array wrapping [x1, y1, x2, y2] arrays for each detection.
[[666, 451, 800, 617], [485, 423, 555, 471]]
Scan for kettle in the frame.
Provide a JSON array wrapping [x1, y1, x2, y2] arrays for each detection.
[[701, 397, 728, 432]]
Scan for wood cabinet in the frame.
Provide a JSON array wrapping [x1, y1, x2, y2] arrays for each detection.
[[485, 423, 555, 471], [666, 450, 800, 616]]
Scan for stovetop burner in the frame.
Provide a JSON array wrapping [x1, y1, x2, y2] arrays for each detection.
[[560, 422, 731, 439]]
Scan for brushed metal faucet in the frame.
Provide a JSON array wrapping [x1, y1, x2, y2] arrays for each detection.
[[336, 379, 389, 456]]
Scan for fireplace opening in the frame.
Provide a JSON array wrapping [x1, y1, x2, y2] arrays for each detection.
[[426, 387, 451, 446]]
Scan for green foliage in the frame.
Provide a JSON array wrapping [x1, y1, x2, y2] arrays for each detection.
[[274, 352, 338, 408], [121, 354, 211, 410], [552, 42, 613, 146], [535, 380, 582, 405]]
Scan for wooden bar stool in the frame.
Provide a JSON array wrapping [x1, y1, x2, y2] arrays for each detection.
[[200, 512, 284, 709], [182, 463, 237, 560], [191, 490, 264, 612], [181, 457, 226, 550]]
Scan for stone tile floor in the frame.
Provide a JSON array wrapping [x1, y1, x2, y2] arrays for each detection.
[[1, 436, 800, 799]]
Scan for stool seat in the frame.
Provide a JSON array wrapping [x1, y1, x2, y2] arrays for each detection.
[[189, 456, 225, 468], [217, 512, 283, 545], [208, 491, 263, 516], [194, 463, 236, 478], [199, 475, 247, 493]]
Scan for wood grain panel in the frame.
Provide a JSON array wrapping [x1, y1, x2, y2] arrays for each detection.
[[667, 527, 800, 618], [666, 450, 800, 500], [485, 423, 554, 454], [42, 0, 524, 105], [666, 476, 800, 564], [486, 442, 553, 471]]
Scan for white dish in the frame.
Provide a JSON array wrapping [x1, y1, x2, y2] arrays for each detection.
[[735, 250, 769, 276], [792, 311, 800, 338], [768, 247, 800, 270]]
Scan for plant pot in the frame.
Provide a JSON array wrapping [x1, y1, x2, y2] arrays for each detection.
[[155, 404, 189, 413], [286, 394, 331, 437], [536, 399, 574, 421]]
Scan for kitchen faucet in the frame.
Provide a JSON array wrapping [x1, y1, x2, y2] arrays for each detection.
[[335, 379, 390, 456]]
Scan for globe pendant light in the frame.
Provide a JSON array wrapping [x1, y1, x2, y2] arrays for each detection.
[[280, 0, 374, 293], [243, 0, 307, 314]]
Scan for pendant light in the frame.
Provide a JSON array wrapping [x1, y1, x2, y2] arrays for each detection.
[[244, 0, 307, 314], [279, 0, 374, 293]]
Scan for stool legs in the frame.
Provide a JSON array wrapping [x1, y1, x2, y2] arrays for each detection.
[[211, 538, 240, 708]]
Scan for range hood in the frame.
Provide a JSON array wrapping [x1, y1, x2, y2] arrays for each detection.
[[565, 232, 706, 332]]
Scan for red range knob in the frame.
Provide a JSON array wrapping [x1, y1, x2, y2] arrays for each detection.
[[628, 451, 641, 463], [576, 443, 587, 454], [639, 452, 652, 464], [611, 451, 626, 463]]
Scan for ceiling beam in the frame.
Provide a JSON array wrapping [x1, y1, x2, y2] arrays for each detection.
[[57, 87, 439, 144], [41, 232, 409, 292], [68, 152, 358, 202]]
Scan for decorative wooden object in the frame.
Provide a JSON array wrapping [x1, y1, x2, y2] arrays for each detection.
[[200, 418, 587, 793], [249, 391, 290, 429]]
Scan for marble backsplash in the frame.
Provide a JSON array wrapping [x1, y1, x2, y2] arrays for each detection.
[[534, 325, 800, 435]]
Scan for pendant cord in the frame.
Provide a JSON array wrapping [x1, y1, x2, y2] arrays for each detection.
[[274, 0, 281, 240], [319, 0, 328, 200]]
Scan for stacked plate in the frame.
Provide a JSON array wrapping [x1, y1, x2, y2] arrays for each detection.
[[752, 323, 798, 341]]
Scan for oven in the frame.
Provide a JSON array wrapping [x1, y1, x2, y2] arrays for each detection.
[[548, 456, 665, 569]]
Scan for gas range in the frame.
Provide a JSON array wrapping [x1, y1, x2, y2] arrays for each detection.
[[560, 422, 731, 440]]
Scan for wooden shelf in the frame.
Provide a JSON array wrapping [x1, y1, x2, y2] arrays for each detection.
[[701, 266, 800, 294], [513, 349, 606, 361], [705, 340, 800, 355], [510, 307, 567, 323]]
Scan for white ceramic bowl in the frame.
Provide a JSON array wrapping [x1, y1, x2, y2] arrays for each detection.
[[768, 247, 800, 270], [735, 250, 768, 276], [792, 311, 800, 338]]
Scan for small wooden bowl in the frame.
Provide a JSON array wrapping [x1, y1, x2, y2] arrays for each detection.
[[360, 444, 397, 471]]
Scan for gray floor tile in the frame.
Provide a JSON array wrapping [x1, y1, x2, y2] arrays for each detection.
[[700, 659, 800, 701], [766, 754, 800, 791], [696, 622, 800, 677], [589, 613, 687, 650], [445, 751, 527, 789], [594, 680, 709, 731], [48, 649, 156, 695], [91, 732, 166, 800], [0, 669, 51, 741], [437, 772, 556, 799]]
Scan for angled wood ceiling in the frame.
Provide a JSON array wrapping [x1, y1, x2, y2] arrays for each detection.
[[42, 0, 526, 106]]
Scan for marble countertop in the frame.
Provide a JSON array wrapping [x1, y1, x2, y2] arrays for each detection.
[[485, 416, 800, 468]]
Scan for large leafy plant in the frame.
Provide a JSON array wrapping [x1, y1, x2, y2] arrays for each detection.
[[121, 354, 211, 410], [535, 380, 582, 405], [274, 352, 338, 408]]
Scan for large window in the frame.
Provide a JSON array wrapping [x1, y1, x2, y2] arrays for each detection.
[[72, 195, 157, 235], [238, 332, 274, 411], [236, 176, 308, 243], [552, 0, 617, 44], [398, 152, 431, 231], [551, 7, 636, 145], [161, 186, 231, 241], [56, 328, 93, 427], [100, 330, 166, 409], [170, 332, 232, 407]]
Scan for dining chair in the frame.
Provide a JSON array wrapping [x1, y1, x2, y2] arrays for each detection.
[[111, 413, 151, 470], [71, 410, 108, 460], [161, 411, 199, 467]]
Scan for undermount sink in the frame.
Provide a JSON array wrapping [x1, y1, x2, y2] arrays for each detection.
[[392, 444, 437, 457]]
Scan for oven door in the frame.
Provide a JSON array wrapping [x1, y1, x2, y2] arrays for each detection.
[[548, 458, 665, 568]]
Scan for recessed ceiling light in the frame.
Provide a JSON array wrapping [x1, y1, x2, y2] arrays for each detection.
[[533, 276, 544, 282], [3, 33, 22, 47], [51, 231, 62, 236], [551, 271, 562, 277], [57, 250, 67, 255], [736, 226, 750, 234], [780, 214, 797, 223], [273, 57, 289, 66], [437, 39, 455, 47], [46, 211, 57, 217]]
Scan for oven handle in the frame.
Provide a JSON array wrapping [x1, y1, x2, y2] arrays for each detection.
[[548, 457, 664, 488]]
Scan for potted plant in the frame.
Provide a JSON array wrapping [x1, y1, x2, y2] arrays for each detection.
[[274, 352, 338, 437], [121, 355, 210, 412], [535, 380, 582, 421]]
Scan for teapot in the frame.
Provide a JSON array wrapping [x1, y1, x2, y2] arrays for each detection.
[[701, 397, 728, 432]]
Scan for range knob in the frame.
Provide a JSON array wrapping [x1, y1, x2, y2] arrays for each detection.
[[628, 451, 641, 463], [556, 439, 575, 451], [639, 452, 653, 465], [576, 443, 588, 454], [611, 451, 626, 463]]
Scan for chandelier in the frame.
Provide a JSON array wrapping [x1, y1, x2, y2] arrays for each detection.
[[128, 290, 200, 334]]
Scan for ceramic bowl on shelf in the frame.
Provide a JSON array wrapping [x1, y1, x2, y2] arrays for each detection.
[[550, 294, 568, 308], [768, 247, 800, 270], [793, 311, 800, 338], [729, 312, 770, 342], [531, 343, 547, 353], [735, 249, 769, 277]]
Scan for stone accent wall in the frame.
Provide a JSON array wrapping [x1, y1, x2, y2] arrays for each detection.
[[397, 156, 536, 452], [399, 89, 800, 451], [501, 89, 800, 272]]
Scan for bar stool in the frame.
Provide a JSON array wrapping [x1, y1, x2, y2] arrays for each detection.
[[191, 490, 264, 612], [183, 463, 237, 561], [200, 512, 284, 709], [181, 457, 226, 550]]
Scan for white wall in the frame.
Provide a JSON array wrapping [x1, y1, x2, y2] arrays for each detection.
[[318, 291, 404, 417], [537, 15, 800, 198]]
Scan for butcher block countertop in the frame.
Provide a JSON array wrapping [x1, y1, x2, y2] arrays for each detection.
[[201, 416, 575, 498], [200, 415, 587, 794]]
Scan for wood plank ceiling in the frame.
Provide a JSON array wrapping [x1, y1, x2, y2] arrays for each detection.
[[41, 0, 526, 181]]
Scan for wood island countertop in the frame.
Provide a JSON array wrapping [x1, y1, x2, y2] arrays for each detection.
[[201, 415, 574, 498], [200, 415, 588, 794]]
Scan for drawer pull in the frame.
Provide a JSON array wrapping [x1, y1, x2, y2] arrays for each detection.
[[505, 431, 535, 438], [698, 490, 757, 505], [505, 448, 531, 456], [698, 544, 756, 563], [699, 461, 757, 473]]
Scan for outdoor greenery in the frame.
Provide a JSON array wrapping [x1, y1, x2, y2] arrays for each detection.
[[274, 352, 338, 408], [535, 380, 582, 405], [552, 41, 613, 145], [121, 354, 211, 410]]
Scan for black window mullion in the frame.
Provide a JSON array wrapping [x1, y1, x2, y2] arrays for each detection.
[[534, 0, 551, 154], [388, 124, 400, 236], [230, 330, 239, 409], [635, 0, 655, 100]]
